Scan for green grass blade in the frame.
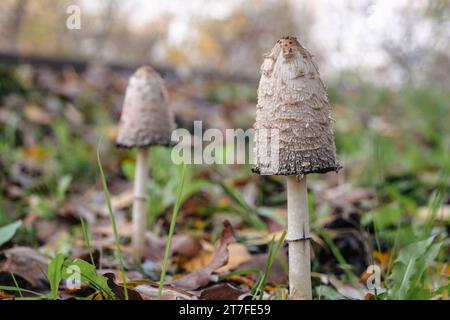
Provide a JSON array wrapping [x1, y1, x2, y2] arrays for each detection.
[[252, 230, 287, 300], [322, 232, 359, 283], [97, 138, 128, 300], [219, 182, 266, 230], [79, 216, 96, 268], [9, 272, 23, 298], [47, 253, 65, 300], [158, 164, 187, 299], [0, 285, 42, 297]]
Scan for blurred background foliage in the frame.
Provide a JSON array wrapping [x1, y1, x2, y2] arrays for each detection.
[[0, 0, 449, 87]]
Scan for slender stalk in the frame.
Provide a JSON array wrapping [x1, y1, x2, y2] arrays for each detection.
[[132, 147, 149, 258], [79, 216, 96, 267], [158, 164, 187, 299], [10, 272, 23, 298], [97, 140, 128, 300], [286, 175, 312, 299]]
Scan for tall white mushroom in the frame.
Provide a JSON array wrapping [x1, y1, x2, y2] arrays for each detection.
[[253, 37, 340, 299], [116, 66, 175, 258]]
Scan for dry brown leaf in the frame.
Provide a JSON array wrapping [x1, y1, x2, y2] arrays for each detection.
[[239, 251, 288, 284], [181, 242, 250, 274], [0, 289, 15, 299], [92, 218, 133, 238], [103, 273, 143, 300], [171, 234, 202, 259], [226, 275, 255, 287], [99, 189, 134, 216], [216, 243, 251, 273], [329, 276, 365, 300], [124, 278, 196, 300], [1, 247, 49, 287], [134, 284, 195, 300], [174, 220, 233, 290], [199, 283, 248, 300], [180, 248, 213, 272]]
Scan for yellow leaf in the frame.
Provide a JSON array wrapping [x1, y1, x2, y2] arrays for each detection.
[[23, 145, 48, 160], [373, 250, 389, 266], [216, 243, 251, 273], [180, 243, 251, 274]]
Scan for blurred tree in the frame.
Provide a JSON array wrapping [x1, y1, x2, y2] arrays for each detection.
[[0, 0, 27, 52], [380, 0, 450, 88], [19, 0, 78, 56], [7, 0, 28, 51], [90, 0, 120, 62], [189, 0, 316, 77]]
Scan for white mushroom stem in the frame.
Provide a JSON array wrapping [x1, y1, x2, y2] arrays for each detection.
[[132, 147, 149, 258], [286, 175, 312, 300]]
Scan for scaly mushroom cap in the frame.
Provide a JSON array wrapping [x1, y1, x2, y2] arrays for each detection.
[[116, 66, 176, 148], [253, 36, 340, 175]]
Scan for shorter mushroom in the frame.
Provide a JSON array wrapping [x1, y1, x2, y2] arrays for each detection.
[[116, 66, 176, 258]]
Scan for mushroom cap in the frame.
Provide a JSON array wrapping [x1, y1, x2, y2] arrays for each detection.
[[116, 66, 176, 148], [253, 36, 340, 175]]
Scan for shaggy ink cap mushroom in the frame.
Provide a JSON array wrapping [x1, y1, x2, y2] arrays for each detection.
[[253, 36, 340, 175], [116, 66, 176, 148]]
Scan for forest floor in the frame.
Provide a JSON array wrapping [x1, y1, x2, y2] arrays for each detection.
[[0, 64, 448, 300]]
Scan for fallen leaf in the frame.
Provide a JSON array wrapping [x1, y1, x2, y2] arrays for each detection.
[[171, 234, 202, 259], [239, 251, 288, 284], [0, 290, 15, 299], [146, 233, 202, 261], [174, 220, 233, 290], [329, 276, 365, 300], [99, 189, 134, 216], [103, 273, 143, 300], [92, 218, 133, 238], [123, 278, 196, 300], [200, 283, 248, 300], [1, 247, 49, 287], [216, 243, 251, 273], [133, 283, 196, 300], [226, 275, 255, 287], [180, 247, 213, 272], [181, 242, 250, 273]]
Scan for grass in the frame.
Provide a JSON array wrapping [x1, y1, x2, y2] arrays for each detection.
[[97, 138, 128, 300], [79, 215, 96, 267], [10, 272, 23, 298], [322, 232, 359, 284], [158, 164, 187, 299], [252, 230, 287, 300], [0, 285, 41, 297]]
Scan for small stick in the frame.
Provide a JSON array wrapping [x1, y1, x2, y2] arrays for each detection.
[[286, 175, 312, 299], [132, 147, 149, 258]]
